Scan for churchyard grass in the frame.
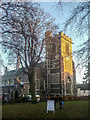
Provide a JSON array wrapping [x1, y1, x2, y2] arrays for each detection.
[[2, 101, 89, 119]]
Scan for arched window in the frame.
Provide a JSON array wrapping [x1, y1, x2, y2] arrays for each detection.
[[65, 43, 69, 55], [66, 77, 71, 94], [67, 77, 71, 82]]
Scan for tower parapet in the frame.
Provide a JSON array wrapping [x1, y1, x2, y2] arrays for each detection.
[[60, 32, 72, 43]]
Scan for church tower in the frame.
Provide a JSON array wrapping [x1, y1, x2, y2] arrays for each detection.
[[60, 32, 74, 95], [45, 31, 75, 96]]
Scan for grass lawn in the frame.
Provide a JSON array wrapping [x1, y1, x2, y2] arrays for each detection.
[[2, 101, 89, 119]]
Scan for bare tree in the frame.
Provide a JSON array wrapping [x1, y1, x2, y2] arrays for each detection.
[[0, 2, 58, 103], [64, 1, 90, 82], [56, 1, 90, 82]]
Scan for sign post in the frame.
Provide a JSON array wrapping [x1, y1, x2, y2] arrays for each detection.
[[47, 100, 55, 113]]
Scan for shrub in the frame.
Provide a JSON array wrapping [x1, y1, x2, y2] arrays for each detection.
[[8, 98, 15, 103], [15, 96, 30, 103], [22, 96, 29, 103], [15, 96, 23, 103], [2, 99, 7, 104]]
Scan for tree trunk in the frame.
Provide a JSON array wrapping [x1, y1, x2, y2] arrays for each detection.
[[28, 70, 37, 103]]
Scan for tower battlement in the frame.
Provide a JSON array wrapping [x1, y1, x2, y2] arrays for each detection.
[[60, 32, 72, 42]]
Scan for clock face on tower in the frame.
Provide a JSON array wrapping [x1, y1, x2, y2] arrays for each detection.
[[66, 56, 69, 60]]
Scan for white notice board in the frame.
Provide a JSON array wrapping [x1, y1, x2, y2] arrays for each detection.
[[47, 100, 55, 113]]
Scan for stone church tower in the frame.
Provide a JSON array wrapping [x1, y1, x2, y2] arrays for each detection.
[[45, 31, 76, 96]]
